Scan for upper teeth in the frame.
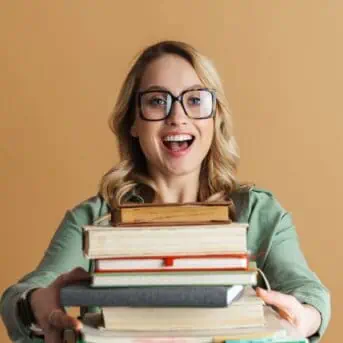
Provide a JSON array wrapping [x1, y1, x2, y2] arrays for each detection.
[[163, 134, 193, 142]]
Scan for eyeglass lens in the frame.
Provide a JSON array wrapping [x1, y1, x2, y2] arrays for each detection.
[[140, 90, 213, 120]]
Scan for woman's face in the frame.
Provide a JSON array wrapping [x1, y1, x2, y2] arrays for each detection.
[[131, 54, 214, 179]]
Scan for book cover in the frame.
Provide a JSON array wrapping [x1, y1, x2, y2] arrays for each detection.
[[111, 201, 232, 225]]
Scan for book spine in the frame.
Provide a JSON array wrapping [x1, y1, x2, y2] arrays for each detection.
[[111, 205, 230, 225], [94, 254, 249, 272], [60, 285, 232, 307], [111, 220, 233, 227]]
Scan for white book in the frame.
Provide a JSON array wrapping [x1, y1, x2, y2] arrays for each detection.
[[91, 267, 257, 287], [83, 223, 248, 259]]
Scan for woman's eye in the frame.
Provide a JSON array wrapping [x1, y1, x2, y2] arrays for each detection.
[[149, 98, 167, 106], [188, 97, 201, 105]]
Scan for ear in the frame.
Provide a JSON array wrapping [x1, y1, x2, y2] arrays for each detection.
[[130, 122, 138, 137]]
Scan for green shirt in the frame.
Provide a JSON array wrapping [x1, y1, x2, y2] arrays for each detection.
[[0, 187, 331, 342]]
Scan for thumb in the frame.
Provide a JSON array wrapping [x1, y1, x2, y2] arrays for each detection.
[[256, 287, 290, 308], [64, 267, 90, 284], [47, 309, 83, 331], [256, 287, 296, 323]]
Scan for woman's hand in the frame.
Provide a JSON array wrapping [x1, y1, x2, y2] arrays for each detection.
[[29, 267, 90, 343], [256, 287, 321, 338]]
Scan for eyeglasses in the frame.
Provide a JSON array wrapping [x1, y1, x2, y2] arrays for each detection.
[[137, 88, 216, 121]]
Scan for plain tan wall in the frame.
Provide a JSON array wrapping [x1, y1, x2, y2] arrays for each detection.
[[1, 1, 341, 342]]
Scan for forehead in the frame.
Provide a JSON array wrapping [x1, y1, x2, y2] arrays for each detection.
[[139, 54, 203, 93]]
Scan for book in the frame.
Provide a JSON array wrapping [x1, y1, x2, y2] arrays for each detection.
[[101, 287, 264, 331], [69, 335, 308, 343], [60, 282, 244, 307], [91, 262, 257, 287], [94, 254, 249, 272], [111, 201, 232, 226], [83, 223, 248, 259], [223, 339, 308, 343], [64, 306, 308, 343]]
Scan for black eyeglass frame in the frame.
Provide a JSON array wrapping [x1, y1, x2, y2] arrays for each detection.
[[137, 88, 216, 121]]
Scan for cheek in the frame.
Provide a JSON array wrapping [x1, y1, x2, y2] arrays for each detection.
[[209, 121, 215, 139], [135, 122, 161, 153], [200, 120, 215, 143], [136, 120, 154, 138]]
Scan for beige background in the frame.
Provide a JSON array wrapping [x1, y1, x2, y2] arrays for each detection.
[[0, 1, 341, 342]]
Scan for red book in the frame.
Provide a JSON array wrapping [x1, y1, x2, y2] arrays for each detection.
[[93, 254, 249, 273]]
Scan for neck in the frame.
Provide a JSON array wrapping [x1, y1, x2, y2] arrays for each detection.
[[150, 171, 200, 204]]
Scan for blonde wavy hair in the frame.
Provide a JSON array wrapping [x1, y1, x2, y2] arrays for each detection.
[[99, 40, 241, 209]]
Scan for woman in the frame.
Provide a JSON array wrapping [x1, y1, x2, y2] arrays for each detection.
[[0, 41, 330, 343]]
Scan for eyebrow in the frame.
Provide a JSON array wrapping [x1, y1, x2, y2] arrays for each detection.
[[142, 84, 205, 93]]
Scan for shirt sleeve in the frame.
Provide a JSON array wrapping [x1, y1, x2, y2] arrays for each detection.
[[259, 200, 331, 342], [0, 209, 90, 343]]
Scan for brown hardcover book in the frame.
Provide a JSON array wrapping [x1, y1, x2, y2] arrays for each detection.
[[111, 201, 232, 226]]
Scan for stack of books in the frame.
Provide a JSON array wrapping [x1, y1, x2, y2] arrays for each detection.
[[61, 202, 308, 343], [63, 308, 308, 343]]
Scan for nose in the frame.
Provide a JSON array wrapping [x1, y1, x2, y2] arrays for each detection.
[[165, 100, 189, 126]]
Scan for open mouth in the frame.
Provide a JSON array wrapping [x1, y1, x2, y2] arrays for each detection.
[[162, 134, 195, 152]]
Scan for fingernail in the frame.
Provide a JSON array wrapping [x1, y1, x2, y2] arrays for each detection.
[[257, 287, 267, 295], [279, 309, 295, 324], [75, 320, 83, 330]]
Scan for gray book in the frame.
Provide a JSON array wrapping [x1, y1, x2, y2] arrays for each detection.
[[60, 282, 244, 307]]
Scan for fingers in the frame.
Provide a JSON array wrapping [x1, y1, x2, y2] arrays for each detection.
[[63, 267, 91, 285], [45, 328, 79, 343], [38, 307, 83, 343], [48, 309, 83, 331], [256, 287, 297, 310], [52, 267, 90, 288], [44, 329, 63, 343], [256, 287, 299, 324], [31, 270, 87, 342]]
